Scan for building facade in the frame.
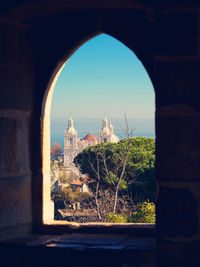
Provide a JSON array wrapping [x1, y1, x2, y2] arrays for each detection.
[[64, 116, 119, 168]]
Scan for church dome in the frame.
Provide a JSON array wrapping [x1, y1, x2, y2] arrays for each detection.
[[110, 134, 119, 143]]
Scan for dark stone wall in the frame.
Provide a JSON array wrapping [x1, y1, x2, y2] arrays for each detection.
[[0, 22, 34, 237], [155, 8, 200, 267]]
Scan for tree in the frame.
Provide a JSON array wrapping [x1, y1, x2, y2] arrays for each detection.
[[85, 147, 102, 220], [74, 136, 155, 217], [129, 202, 155, 223], [102, 134, 132, 214], [51, 142, 62, 160]]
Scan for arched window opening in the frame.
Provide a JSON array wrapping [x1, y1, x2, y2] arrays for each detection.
[[43, 33, 155, 225]]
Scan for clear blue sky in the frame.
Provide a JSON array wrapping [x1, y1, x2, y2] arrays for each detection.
[[51, 33, 155, 121]]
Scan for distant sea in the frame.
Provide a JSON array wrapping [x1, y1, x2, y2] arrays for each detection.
[[51, 117, 155, 150]]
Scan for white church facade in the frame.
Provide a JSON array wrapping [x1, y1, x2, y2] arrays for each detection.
[[64, 116, 119, 168]]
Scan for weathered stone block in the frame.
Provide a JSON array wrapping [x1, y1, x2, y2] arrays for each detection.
[[157, 240, 200, 267], [156, 115, 200, 181], [154, 1, 200, 9], [0, 23, 18, 63], [155, 10, 198, 55], [0, 67, 34, 110], [0, 118, 30, 177], [157, 240, 186, 267], [155, 61, 200, 109], [157, 187, 198, 237], [0, 23, 33, 67], [0, 118, 17, 175], [187, 241, 200, 266], [0, 175, 31, 228], [18, 28, 34, 67]]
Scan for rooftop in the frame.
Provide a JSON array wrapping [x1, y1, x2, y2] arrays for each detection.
[[71, 180, 84, 186], [82, 133, 97, 142]]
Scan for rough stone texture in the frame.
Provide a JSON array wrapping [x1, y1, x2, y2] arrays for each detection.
[[156, 115, 200, 181], [0, 23, 19, 63], [0, 23, 34, 111], [0, 117, 30, 177], [157, 240, 187, 267], [155, 61, 200, 109], [157, 187, 198, 237], [0, 23, 33, 65], [0, 118, 18, 175], [158, 240, 200, 267], [187, 241, 200, 266], [155, 10, 198, 56], [0, 67, 34, 110], [156, 1, 200, 9], [0, 175, 31, 229]]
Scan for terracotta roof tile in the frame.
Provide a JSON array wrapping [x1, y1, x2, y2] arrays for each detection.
[[80, 176, 94, 184], [82, 133, 97, 142], [71, 180, 83, 186]]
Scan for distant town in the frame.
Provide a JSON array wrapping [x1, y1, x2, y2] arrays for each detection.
[[50, 116, 156, 223]]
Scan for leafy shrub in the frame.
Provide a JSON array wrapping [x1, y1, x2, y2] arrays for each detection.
[[61, 188, 90, 202], [106, 212, 128, 223], [129, 202, 155, 223]]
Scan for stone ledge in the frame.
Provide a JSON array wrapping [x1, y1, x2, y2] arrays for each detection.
[[0, 233, 155, 252], [34, 222, 155, 237], [0, 233, 155, 267]]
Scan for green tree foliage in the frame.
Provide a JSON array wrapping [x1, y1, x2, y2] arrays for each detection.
[[129, 202, 155, 223], [106, 212, 128, 223], [74, 137, 155, 204], [106, 202, 155, 223]]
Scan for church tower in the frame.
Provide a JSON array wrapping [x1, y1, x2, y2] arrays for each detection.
[[99, 116, 119, 143], [64, 116, 78, 167], [99, 115, 111, 143]]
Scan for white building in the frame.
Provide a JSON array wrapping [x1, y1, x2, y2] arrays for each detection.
[[99, 115, 119, 143], [64, 116, 119, 168]]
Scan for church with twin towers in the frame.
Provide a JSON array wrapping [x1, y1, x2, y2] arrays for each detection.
[[64, 116, 119, 168]]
